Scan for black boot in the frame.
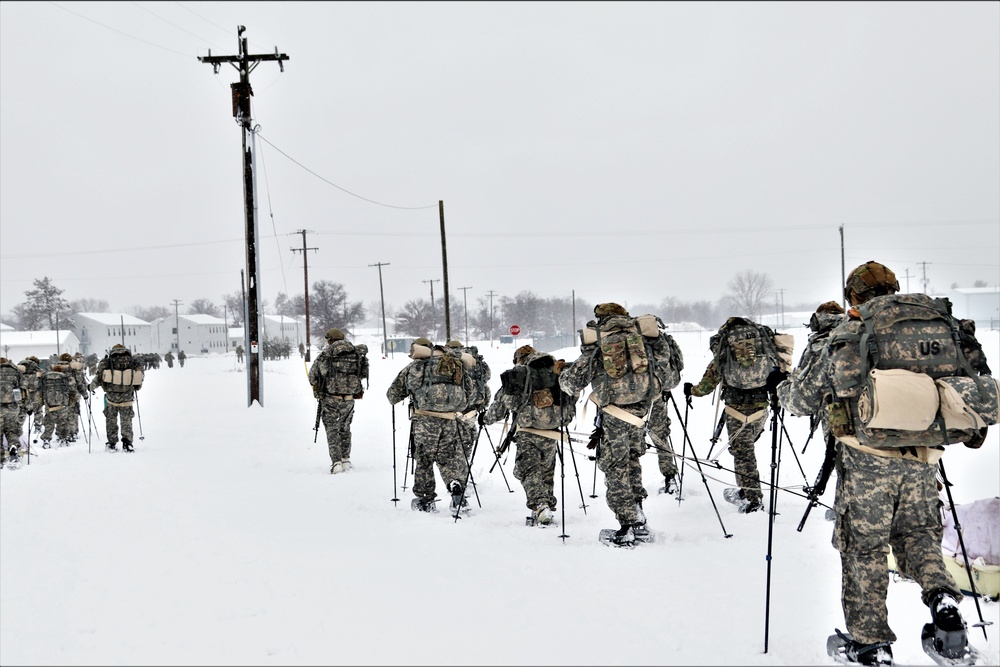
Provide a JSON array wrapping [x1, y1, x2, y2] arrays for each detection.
[[922, 589, 969, 661]]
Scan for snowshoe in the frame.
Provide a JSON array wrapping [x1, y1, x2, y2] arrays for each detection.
[[41, 441, 52, 450], [827, 629, 893, 666], [411, 498, 438, 513], [599, 525, 636, 549], [105, 442, 118, 452], [723, 487, 743, 505], [526, 505, 555, 527], [658, 474, 678, 495], [122, 442, 134, 453], [920, 592, 982, 666]]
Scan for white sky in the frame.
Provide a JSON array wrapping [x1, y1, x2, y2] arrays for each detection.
[[1, 328, 998, 665], [1, 1, 998, 319]]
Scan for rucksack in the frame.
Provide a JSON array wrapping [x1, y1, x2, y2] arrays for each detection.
[[500, 352, 576, 430], [409, 346, 470, 412], [101, 350, 143, 389], [580, 314, 659, 408], [18, 358, 41, 395], [41, 370, 71, 408], [0, 363, 21, 405], [710, 318, 788, 390], [323, 341, 365, 396], [828, 293, 998, 448], [463, 346, 492, 410]]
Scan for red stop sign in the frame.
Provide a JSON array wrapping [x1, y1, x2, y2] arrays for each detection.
[[509, 324, 521, 336]]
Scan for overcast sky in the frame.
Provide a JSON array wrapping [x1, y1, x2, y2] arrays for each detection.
[[1, 1, 998, 322]]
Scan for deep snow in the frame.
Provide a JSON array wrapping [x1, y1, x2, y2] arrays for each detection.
[[1, 327, 998, 666]]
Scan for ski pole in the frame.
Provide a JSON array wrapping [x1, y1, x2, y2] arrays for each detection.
[[390, 406, 399, 506], [763, 396, 781, 653], [667, 391, 732, 539], [589, 455, 599, 499], [938, 454, 991, 640], [134, 392, 144, 440], [563, 425, 588, 514], [677, 392, 690, 505], [401, 420, 413, 492], [556, 429, 568, 542], [481, 424, 514, 493]]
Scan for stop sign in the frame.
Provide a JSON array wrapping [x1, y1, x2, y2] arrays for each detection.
[[509, 324, 521, 336]]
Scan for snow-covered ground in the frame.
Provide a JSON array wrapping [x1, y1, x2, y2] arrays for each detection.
[[1, 327, 998, 666]]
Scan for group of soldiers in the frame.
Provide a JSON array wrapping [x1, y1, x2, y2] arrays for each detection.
[[309, 259, 993, 667], [0, 344, 149, 467]]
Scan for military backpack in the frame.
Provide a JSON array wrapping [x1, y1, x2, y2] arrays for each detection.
[[409, 345, 470, 412], [0, 363, 22, 405], [500, 352, 576, 430], [323, 341, 367, 396], [710, 318, 790, 390]]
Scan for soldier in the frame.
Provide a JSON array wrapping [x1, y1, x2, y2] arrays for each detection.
[[235, 345, 244, 363], [647, 391, 680, 494], [308, 328, 369, 474], [386, 337, 475, 514], [0, 357, 24, 468], [776, 260, 992, 667], [163, 350, 174, 368], [683, 316, 791, 514], [482, 345, 578, 526], [58, 352, 89, 444], [559, 303, 683, 546], [177, 350, 186, 368], [17, 356, 43, 438], [446, 339, 491, 462], [91, 344, 144, 452], [39, 363, 73, 448]]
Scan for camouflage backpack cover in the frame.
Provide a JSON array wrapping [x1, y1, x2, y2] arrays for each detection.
[[463, 345, 492, 411], [581, 314, 678, 408], [827, 293, 998, 448], [41, 369, 71, 408], [18, 358, 41, 396], [499, 351, 576, 430], [0, 361, 22, 405], [102, 348, 144, 389], [409, 345, 472, 412], [710, 317, 787, 390], [323, 340, 367, 396]]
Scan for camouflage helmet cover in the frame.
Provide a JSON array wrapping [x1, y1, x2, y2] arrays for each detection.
[[413, 337, 432, 348], [60, 352, 73, 361], [325, 328, 344, 341], [513, 344, 537, 365], [446, 339, 463, 348], [594, 302, 629, 318], [844, 260, 899, 304], [816, 300, 845, 315]]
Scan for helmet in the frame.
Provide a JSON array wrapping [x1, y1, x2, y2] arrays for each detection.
[[413, 337, 432, 348], [112, 344, 126, 350], [325, 328, 344, 342], [513, 345, 536, 365], [594, 302, 629, 318], [446, 339, 463, 348], [844, 261, 899, 305], [60, 353, 73, 361]]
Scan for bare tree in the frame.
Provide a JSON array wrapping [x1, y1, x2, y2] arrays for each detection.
[[126, 305, 171, 322], [727, 270, 773, 322], [188, 298, 221, 317], [70, 298, 110, 313], [394, 299, 434, 338]]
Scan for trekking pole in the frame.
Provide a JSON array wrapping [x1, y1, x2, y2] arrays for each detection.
[[677, 393, 691, 506], [563, 424, 588, 514], [78, 412, 89, 448], [481, 424, 515, 493], [390, 406, 399, 506], [938, 456, 991, 640], [134, 392, 144, 440], [667, 391, 732, 539], [401, 421, 413, 492], [776, 410, 809, 486], [463, 424, 483, 510], [763, 395, 781, 653], [556, 430, 569, 542], [589, 455, 599, 499]]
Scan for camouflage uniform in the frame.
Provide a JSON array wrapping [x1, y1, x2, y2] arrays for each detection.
[[482, 347, 577, 519], [0, 358, 24, 465], [17, 357, 43, 435], [91, 348, 144, 450], [39, 365, 74, 446], [688, 359, 769, 506], [448, 341, 491, 462], [308, 332, 368, 472], [778, 289, 991, 647], [386, 340, 474, 508], [60, 354, 89, 442], [647, 392, 678, 486]]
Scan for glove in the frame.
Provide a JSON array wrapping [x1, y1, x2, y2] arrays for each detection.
[[477, 411, 486, 427], [765, 368, 788, 395], [683, 382, 694, 398], [552, 359, 567, 374], [353, 390, 364, 400], [586, 425, 604, 449]]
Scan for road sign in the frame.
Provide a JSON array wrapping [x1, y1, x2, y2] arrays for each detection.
[[509, 324, 521, 336]]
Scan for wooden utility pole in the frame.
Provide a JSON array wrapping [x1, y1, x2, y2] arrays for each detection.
[[370, 262, 391, 357], [291, 230, 318, 361], [199, 26, 289, 407], [458, 286, 472, 345], [422, 279, 441, 340], [486, 290, 499, 348], [438, 201, 451, 341]]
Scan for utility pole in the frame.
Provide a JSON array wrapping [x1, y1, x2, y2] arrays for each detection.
[[291, 229, 318, 362], [458, 286, 472, 344], [171, 299, 183, 354], [370, 262, 390, 357], [903, 268, 912, 293], [839, 224, 846, 310], [439, 201, 452, 342], [776, 288, 785, 328], [199, 26, 289, 407], [919, 261, 932, 294], [486, 290, 499, 348], [423, 279, 441, 340]]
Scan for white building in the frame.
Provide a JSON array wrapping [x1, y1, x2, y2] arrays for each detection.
[[0, 330, 82, 362], [73, 313, 153, 356], [150, 314, 229, 356], [262, 315, 305, 347], [946, 287, 1000, 329]]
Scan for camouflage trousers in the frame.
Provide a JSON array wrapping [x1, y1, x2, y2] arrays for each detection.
[[409, 415, 469, 503], [512, 431, 558, 512], [597, 411, 648, 527], [1, 405, 21, 457], [647, 398, 677, 478], [42, 405, 73, 443], [833, 444, 960, 644], [456, 416, 480, 463], [724, 402, 768, 504], [67, 399, 81, 437], [103, 402, 134, 445], [319, 398, 355, 464]]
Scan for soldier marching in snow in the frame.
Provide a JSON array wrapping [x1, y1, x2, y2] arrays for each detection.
[[558, 303, 683, 547], [776, 260, 994, 667], [386, 337, 476, 514], [90, 344, 144, 452], [683, 315, 792, 514], [0, 357, 25, 468], [481, 344, 578, 526], [446, 338, 491, 462], [309, 328, 369, 474]]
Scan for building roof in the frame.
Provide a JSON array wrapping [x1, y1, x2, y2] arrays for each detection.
[[77, 313, 150, 325], [951, 287, 1000, 295], [0, 330, 79, 346], [182, 314, 227, 325]]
